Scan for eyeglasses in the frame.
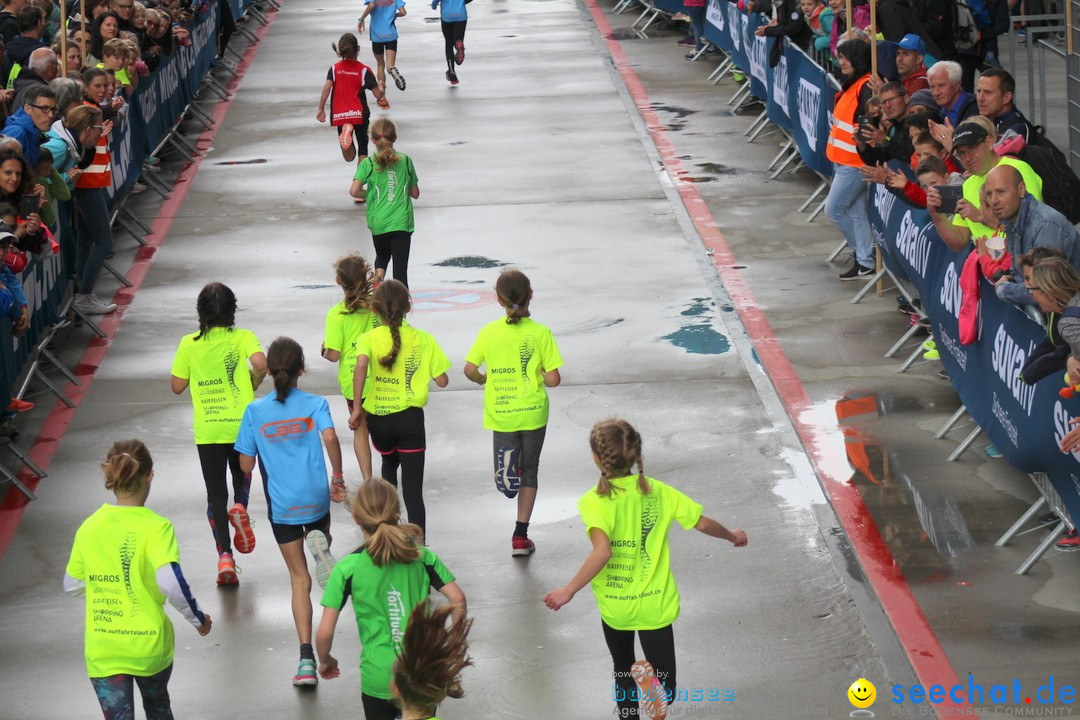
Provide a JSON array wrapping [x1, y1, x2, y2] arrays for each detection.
[[880, 95, 902, 104], [115, 3, 133, 8], [92, 124, 106, 129], [28, 104, 58, 114]]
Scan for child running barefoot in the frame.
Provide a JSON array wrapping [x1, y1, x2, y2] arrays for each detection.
[[358, 0, 408, 104], [464, 269, 563, 557], [315, 477, 467, 720], [543, 419, 748, 720], [170, 282, 267, 586], [350, 118, 420, 288], [391, 603, 473, 720], [431, 0, 467, 85], [348, 280, 450, 537], [65, 440, 213, 720], [316, 33, 385, 168], [322, 253, 381, 482], [235, 337, 346, 687]]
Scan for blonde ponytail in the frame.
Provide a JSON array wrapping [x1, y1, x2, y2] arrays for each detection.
[[349, 478, 423, 566], [101, 439, 153, 496]]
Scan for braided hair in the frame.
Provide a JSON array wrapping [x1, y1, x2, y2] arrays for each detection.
[[589, 418, 650, 497], [372, 280, 410, 370], [194, 282, 237, 341]]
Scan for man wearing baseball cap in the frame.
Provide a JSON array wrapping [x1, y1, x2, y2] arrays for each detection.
[[926, 120, 1043, 252], [895, 34, 929, 96]]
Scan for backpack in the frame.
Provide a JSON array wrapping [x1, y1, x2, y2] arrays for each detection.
[[1008, 144, 1080, 224], [953, 1, 981, 52]]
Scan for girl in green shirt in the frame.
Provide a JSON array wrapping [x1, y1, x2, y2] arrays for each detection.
[[349, 118, 420, 288]]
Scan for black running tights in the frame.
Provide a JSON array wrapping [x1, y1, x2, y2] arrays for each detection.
[[441, 20, 467, 72]]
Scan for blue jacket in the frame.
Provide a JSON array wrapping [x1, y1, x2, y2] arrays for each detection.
[[3, 108, 43, 167], [996, 194, 1080, 306], [0, 263, 26, 320]]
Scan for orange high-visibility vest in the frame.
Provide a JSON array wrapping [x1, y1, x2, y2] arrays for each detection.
[[75, 101, 111, 189], [826, 75, 871, 168]]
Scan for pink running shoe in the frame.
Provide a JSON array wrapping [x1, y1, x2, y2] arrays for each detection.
[[228, 503, 256, 554], [338, 123, 354, 151], [630, 660, 668, 720]]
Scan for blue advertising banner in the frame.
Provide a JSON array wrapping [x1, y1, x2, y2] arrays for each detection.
[[868, 186, 1080, 524], [741, 12, 768, 101], [704, 0, 748, 74], [765, 38, 792, 134], [782, 43, 834, 178]]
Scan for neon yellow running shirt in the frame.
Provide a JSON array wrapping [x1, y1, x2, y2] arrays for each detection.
[[324, 302, 381, 400], [357, 325, 450, 415], [464, 317, 563, 432], [578, 476, 703, 631], [66, 504, 181, 677], [171, 327, 262, 444]]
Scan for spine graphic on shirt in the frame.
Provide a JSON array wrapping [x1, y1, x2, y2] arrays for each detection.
[[387, 585, 408, 653], [639, 494, 659, 578], [518, 336, 536, 387], [224, 344, 242, 408], [119, 531, 139, 616], [403, 344, 422, 401]]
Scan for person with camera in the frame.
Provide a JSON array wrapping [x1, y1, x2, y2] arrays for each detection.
[[825, 38, 876, 280], [856, 81, 914, 170], [925, 120, 1042, 253]]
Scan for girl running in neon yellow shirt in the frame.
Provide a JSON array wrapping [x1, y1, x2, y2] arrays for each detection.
[[544, 419, 748, 720], [322, 254, 381, 483], [348, 280, 450, 536], [65, 439, 212, 720], [315, 478, 466, 720], [170, 282, 266, 586], [464, 269, 562, 557]]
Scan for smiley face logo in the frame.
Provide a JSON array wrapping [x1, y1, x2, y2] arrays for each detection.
[[848, 678, 876, 709]]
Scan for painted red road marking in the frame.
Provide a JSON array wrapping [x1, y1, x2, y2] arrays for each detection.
[[583, 0, 973, 714]]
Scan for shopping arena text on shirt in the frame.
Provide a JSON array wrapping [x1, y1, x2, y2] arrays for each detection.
[[891, 677, 1076, 707]]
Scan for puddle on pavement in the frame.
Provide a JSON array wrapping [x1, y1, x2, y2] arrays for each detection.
[[214, 159, 268, 165], [449, 141, 467, 146], [290, 284, 333, 290], [696, 162, 741, 176], [603, 29, 641, 40], [836, 393, 976, 583], [433, 256, 507, 269], [661, 298, 730, 354]]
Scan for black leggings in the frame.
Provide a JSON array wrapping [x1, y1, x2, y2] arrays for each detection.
[[601, 621, 677, 719], [366, 407, 427, 533], [196, 443, 251, 556], [361, 693, 400, 720], [441, 19, 466, 72], [372, 230, 412, 288]]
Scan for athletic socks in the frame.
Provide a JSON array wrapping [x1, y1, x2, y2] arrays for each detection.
[[300, 643, 315, 660], [514, 521, 529, 538]]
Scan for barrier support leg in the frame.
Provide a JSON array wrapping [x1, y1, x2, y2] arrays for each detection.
[[935, 406, 969, 439], [246, 5, 269, 25], [996, 496, 1047, 547], [187, 103, 215, 128], [1016, 522, 1068, 575], [884, 323, 923, 359], [826, 240, 848, 263], [115, 213, 147, 245], [141, 169, 171, 199], [4, 441, 45, 478], [945, 426, 982, 462], [797, 180, 828, 213], [708, 57, 731, 82], [120, 206, 153, 236], [101, 260, 133, 288], [0, 462, 35, 500], [850, 267, 888, 304], [806, 197, 827, 222], [744, 110, 770, 140], [768, 149, 800, 179]]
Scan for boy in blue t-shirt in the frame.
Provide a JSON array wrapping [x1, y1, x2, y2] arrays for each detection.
[[358, 0, 408, 106], [432, 0, 468, 85]]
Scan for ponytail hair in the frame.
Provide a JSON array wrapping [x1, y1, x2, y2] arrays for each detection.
[[101, 439, 153, 496], [371, 279, 410, 370], [334, 253, 374, 314], [393, 603, 473, 715], [266, 336, 305, 403], [589, 418, 650, 497], [194, 282, 237, 341], [495, 268, 532, 324], [333, 32, 359, 60], [348, 477, 423, 566], [370, 117, 399, 171]]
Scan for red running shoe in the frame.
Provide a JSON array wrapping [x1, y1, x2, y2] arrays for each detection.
[[1056, 530, 1080, 551], [454, 40, 465, 65], [217, 553, 239, 585], [511, 536, 534, 557], [446, 69, 459, 86], [228, 503, 256, 554], [7, 398, 33, 412], [630, 660, 668, 720], [338, 123, 354, 151]]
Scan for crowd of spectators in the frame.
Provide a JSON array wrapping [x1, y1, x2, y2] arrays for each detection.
[[0, 0, 215, 421]]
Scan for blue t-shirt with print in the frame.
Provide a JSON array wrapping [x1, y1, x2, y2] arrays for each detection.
[[235, 389, 334, 525], [433, 0, 466, 22], [366, 0, 406, 43]]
